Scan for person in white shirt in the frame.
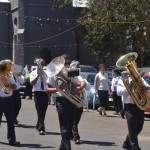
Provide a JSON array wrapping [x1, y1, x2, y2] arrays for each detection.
[[69, 60, 86, 144], [30, 59, 48, 135], [46, 54, 85, 150], [111, 69, 124, 118], [0, 60, 20, 146], [12, 69, 24, 125], [117, 72, 150, 150], [94, 64, 111, 116]]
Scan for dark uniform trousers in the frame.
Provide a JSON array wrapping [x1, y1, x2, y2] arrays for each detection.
[[71, 107, 83, 141], [0, 96, 16, 141], [34, 91, 48, 131], [56, 97, 75, 150], [124, 104, 144, 150], [12, 89, 21, 122], [113, 91, 124, 114]]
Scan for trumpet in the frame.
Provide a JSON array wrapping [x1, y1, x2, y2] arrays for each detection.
[[0, 60, 11, 94], [34, 59, 47, 81]]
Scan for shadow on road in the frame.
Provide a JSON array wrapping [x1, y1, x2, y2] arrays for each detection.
[[0, 142, 55, 148], [81, 140, 117, 146], [44, 131, 61, 135]]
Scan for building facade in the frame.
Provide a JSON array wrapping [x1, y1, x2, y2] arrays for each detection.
[[0, 0, 95, 67]]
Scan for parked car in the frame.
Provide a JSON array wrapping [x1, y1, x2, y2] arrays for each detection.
[[80, 65, 98, 73], [143, 74, 150, 112]]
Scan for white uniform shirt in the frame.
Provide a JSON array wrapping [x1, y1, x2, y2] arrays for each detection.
[[30, 69, 47, 92], [13, 75, 24, 90], [96, 72, 110, 91], [111, 76, 121, 92], [46, 76, 62, 97], [0, 73, 16, 97], [117, 78, 150, 104]]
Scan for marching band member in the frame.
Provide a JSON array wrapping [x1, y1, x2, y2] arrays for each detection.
[[46, 54, 82, 150], [11, 63, 25, 125], [30, 59, 48, 135], [111, 69, 125, 118], [0, 60, 20, 146], [117, 71, 150, 150], [69, 60, 86, 144]]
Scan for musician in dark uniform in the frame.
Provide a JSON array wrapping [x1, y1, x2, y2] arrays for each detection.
[[117, 72, 150, 150], [46, 54, 85, 150], [0, 60, 20, 146], [30, 59, 48, 135], [69, 60, 86, 144], [12, 68, 24, 125]]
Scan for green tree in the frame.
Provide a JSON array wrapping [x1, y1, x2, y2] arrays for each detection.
[[80, 0, 150, 66]]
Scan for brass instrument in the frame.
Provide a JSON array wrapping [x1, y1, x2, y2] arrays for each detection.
[[0, 60, 11, 94], [35, 59, 47, 80], [116, 52, 150, 110], [47, 56, 86, 108], [11, 63, 23, 77]]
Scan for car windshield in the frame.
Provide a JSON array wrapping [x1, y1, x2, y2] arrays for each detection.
[[143, 76, 150, 85], [80, 66, 97, 72], [87, 74, 96, 85]]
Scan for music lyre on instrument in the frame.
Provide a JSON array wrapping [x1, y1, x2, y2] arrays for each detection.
[[46, 56, 86, 108], [116, 52, 150, 110]]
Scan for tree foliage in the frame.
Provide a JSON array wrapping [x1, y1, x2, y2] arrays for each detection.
[[80, 0, 150, 66]]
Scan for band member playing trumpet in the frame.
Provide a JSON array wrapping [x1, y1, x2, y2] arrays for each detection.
[[46, 54, 85, 150], [30, 59, 48, 135], [0, 60, 20, 146]]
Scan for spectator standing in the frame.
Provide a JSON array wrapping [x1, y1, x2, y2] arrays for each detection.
[[94, 64, 111, 116]]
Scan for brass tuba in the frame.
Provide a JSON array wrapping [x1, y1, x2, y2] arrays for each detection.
[[46, 56, 86, 108], [0, 60, 11, 94], [116, 52, 150, 110]]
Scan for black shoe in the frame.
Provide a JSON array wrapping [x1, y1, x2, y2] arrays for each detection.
[[75, 139, 81, 144], [39, 130, 45, 135], [122, 143, 131, 150], [14, 120, 19, 126], [120, 112, 125, 119], [9, 140, 20, 146], [114, 112, 119, 115], [103, 113, 107, 117]]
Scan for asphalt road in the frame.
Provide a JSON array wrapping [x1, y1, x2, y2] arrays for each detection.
[[0, 99, 150, 150]]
